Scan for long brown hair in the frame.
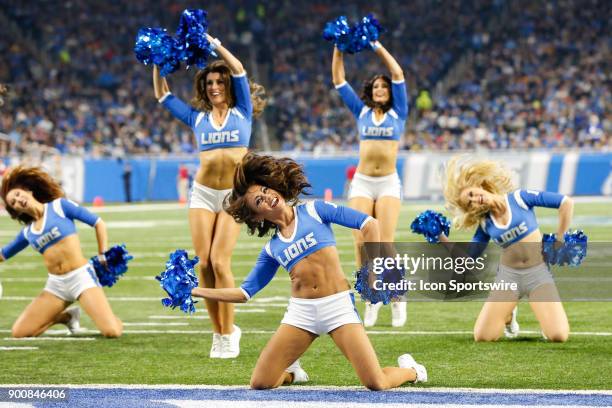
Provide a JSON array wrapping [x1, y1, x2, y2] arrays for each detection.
[[360, 74, 393, 112], [191, 60, 266, 117], [1, 166, 64, 224], [224, 153, 311, 237]]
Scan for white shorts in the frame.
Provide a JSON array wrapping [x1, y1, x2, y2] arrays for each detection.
[[189, 181, 232, 213], [281, 290, 362, 335], [496, 263, 555, 299], [44, 264, 101, 302], [348, 172, 402, 200]]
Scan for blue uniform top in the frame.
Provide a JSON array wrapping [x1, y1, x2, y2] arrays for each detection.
[[471, 189, 567, 248], [335, 79, 408, 141], [1, 198, 100, 260], [159, 73, 253, 151], [240, 200, 373, 300]]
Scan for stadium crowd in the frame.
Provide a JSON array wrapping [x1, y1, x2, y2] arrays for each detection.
[[0, 0, 608, 156]]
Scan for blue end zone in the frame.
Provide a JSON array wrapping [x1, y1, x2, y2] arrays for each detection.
[[8, 387, 610, 408]]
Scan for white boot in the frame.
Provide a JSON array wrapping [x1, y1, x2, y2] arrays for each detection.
[[363, 302, 382, 327], [65, 307, 81, 335], [286, 359, 309, 383], [398, 353, 428, 383], [391, 301, 407, 327], [504, 306, 519, 339]]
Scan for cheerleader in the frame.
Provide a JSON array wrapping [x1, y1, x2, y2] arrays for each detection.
[[331, 39, 408, 327], [0, 166, 122, 338], [189, 153, 427, 390], [440, 157, 573, 342], [153, 33, 265, 358]]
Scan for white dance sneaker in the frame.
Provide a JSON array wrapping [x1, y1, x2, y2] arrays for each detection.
[[210, 333, 222, 358], [363, 302, 383, 327], [220, 325, 241, 359], [504, 306, 520, 339], [286, 359, 309, 383], [65, 307, 81, 334], [398, 353, 428, 383], [391, 301, 407, 327]]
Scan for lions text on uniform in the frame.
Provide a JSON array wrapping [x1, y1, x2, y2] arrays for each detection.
[[158, 73, 253, 151]]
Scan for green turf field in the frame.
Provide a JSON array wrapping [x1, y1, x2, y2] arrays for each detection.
[[0, 202, 610, 389]]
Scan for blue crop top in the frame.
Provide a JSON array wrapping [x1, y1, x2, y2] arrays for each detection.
[[1, 198, 100, 259], [471, 189, 567, 248], [240, 200, 373, 300], [159, 73, 253, 151], [336, 79, 408, 141]]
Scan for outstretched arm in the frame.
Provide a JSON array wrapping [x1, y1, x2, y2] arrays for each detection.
[[153, 65, 171, 99], [332, 46, 346, 86], [206, 33, 245, 75], [372, 41, 404, 81], [191, 287, 248, 303]]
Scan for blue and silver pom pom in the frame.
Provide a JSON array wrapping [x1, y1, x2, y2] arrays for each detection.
[[135, 8, 215, 76], [323, 14, 385, 54], [323, 16, 352, 53], [354, 263, 406, 305], [175, 9, 216, 69], [542, 230, 588, 267], [351, 14, 384, 53], [411, 210, 451, 243], [134, 27, 181, 77], [90, 244, 133, 287], [156, 250, 199, 314]]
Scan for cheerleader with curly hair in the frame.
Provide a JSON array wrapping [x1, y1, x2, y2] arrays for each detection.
[[0, 166, 122, 338], [440, 157, 573, 342], [189, 152, 427, 390], [153, 32, 266, 358], [331, 37, 408, 327]]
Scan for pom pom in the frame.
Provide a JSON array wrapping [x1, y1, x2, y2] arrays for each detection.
[[323, 14, 385, 54], [323, 16, 352, 53], [351, 14, 384, 52], [90, 244, 133, 287], [175, 9, 215, 69], [411, 210, 451, 243], [542, 230, 588, 267], [354, 263, 406, 305], [134, 27, 181, 77], [156, 250, 199, 314]]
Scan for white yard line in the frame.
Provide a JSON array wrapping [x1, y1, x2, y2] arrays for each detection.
[[3, 337, 96, 341], [1, 329, 609, 336], [0, 384, 611, 394]]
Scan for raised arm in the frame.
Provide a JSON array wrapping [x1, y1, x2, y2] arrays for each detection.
[[372, 41, 404, 81], [332, 46, 346, 86], [206, 33, 244, 75], [153, 65, 171, 99]]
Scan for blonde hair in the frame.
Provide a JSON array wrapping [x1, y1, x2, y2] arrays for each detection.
[[443, 156, 515, 230]]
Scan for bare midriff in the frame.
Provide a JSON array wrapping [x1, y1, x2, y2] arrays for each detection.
[[288, 246, 351, 299], [501, 230, 546, 269], [356, 139, 399, 177], [196, 147, 248, 189], [41, 235, 89, 275]]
